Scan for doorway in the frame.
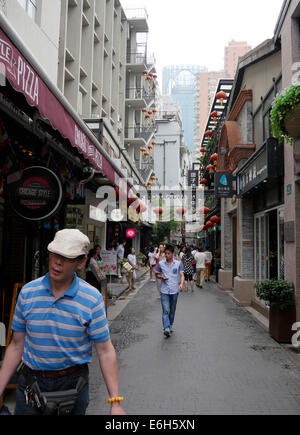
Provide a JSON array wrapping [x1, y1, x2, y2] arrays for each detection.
[[232, 214, 237, 287]]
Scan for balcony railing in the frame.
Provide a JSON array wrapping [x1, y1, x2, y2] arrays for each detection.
[[126, 88, 156, 104], [125, 125, 156, 143], [124, 8, 148, 20]]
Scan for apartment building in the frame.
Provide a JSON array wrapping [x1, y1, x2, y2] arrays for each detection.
[[1, 0, 61, 83], [124, 7, 158, 184], [224, 40, 252, 79], [194, 70, 225, 159]]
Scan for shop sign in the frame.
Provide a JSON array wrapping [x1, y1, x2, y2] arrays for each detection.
[[10, 166, 63, 221], [237, 138, 283, 196], [100, 250, 117, 276], [126, 228, 136, 239], [188, 170, 199, 216], [215, 173, 236, 198]]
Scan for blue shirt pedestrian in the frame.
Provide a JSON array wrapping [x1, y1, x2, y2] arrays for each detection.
[[155, 259, 184, 295]]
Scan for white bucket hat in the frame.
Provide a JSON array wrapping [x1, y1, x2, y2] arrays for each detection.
[[48, 229, 90, 259]]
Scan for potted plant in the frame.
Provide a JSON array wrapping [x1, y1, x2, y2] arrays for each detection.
[[271, 82, 300, 145], [136, 253, 146, 269], [255, 280, 296, 343]]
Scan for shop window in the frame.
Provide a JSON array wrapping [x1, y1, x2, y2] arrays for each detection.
[[17, 0, 37, 22], [253, 108, 263, 146]]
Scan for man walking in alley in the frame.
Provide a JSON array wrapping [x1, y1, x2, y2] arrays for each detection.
[[194, 247, 207, 288], [0, 229, 125, 416], [155, 245, 185, 338]]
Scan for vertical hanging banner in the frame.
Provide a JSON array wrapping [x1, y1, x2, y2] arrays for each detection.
[[188, 170, 199, 218]]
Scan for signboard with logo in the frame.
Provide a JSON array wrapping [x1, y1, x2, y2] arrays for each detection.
[[215, 173, 236, 198], [237, 138, 283, 197], [100, 250, 118, 276], [10, 166, 63, 221], [188, 170, 199, 216], [126, 228, 136, 239]]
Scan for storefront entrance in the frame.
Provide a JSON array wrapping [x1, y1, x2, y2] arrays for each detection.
[[254, 206, 285, 283]]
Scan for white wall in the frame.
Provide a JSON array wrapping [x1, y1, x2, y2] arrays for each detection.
[[4, 0, 61, 84]]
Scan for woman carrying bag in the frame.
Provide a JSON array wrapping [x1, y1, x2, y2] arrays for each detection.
[[86, 248, 107, 294]]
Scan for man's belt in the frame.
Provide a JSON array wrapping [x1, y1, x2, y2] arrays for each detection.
[[24, 364, 87, 379]]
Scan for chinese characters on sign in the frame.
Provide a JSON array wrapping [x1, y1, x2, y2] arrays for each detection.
[[188, 170, 199, 218], [215, 173, 236, 198]]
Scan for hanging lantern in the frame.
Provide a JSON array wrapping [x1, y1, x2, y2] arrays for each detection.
[[153, 74, 157, 79], [148, 145, 153, 152], [216, 91, 227, 106], [142, 108, 147, 116], [210, 153, 218, 166], [176, 207, 186, 216], [144, 152, 150, 159], [199, 206, 211, 219], [148, 111, 153, 116], [140, 147, 146, 155], [152, 141, 157, 146], [143, 70, 148, 77], [205, 130, 213, 138], [151, 176, 156, 182], [206, 221, 213, 228], [210, 111, 218, 124], [145, 115, 151, 121], [153, 207, 163, 216], [206, 164, 215, 173], [152, 109, 157, 115], [211, 216, 221, 225], [147, 75, 152, 82], [200, 147, 205, 153], [200, 178, 208, 186]]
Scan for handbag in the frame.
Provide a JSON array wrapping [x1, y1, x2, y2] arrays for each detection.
[[122, 262, 133, 273]]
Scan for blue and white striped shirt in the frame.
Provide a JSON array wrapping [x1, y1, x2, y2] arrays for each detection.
[[12, 273, 110, 371]]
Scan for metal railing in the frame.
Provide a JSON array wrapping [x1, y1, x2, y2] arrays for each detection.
[[126, 88, 156, 105], [125, 125, 156, 142], [124, 8, 148, 20]]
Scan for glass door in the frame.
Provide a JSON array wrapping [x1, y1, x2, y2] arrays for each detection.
[[255, 213, 268, 283]]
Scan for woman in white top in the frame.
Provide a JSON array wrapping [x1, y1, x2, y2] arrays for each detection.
[[128, 248, 137, 291], [148, 247, 156, 282]]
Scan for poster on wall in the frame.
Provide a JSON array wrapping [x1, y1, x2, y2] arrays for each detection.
[[101, 250, 118, 276]]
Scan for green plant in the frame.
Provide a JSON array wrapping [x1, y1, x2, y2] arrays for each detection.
[[270, 82, 300, 145], [136, 253, 146, 260], [255, 280, 295, 311]]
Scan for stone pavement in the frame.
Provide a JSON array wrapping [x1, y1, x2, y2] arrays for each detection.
[[87, 279, 300, 416], [107, 267, 149, 299]]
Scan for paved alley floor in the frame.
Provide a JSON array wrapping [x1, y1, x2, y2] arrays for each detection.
[[87, 280, 300, 416]]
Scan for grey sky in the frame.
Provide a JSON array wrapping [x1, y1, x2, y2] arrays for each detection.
[[121, 0, 284, 86]]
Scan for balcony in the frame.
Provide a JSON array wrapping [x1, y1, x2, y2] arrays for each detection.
[[125, 8, 149, 32], [125, 125, 156, 147], [126, 88, 156, 108]]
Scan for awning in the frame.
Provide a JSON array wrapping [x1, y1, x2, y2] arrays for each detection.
[[0, 15, 125, 187]]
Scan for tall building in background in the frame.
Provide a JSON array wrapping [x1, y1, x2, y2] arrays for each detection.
[[162, 65, 207, 154], [193, 41, 251, 159], [224, 40, 252, 78]]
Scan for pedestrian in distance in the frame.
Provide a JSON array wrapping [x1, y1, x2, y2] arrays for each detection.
[[127, 248, 137, 291], [182, 247, 194, 293], [86, 248, 106, 294], [155, 245, 185, 338], [154, 244, 165, 300], [179, 246, 187, 262], [0, 229, 125, 416], [194, 247, 207, 288], [116, 240, 126, 279], [148, 247, 156, 282], [204, 247, 213, 282], [191, 246, 197, 282]]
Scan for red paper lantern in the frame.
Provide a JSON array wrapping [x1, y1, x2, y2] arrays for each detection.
[[216, 91, 227, 106], [205, 130, 213, 138], [140, 147, 146, 154], [176, 207, 186, 216], [210, 153, 218, 163], [206, 164, 215, 172], [200, 148, 206, 153], [152, 141, 157, 146], [199, 206, 210, 216], [211, 216, 221, 224], [206, 221, 213, 228], [148, 145, 153, 151], [153, 207, 163, 215], [200, 179, 208, 185], [151, 176, 156, 181], [210, 111, 218, 119]]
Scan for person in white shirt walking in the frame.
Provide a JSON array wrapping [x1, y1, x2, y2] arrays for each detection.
[[204, 248, 213, 282], [194, 247, 207, 288], [127, 248, 137, 291], [148, 247, 157, 282]]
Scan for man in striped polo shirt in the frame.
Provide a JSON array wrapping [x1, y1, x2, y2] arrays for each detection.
[[0, 229, 125, 415]]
